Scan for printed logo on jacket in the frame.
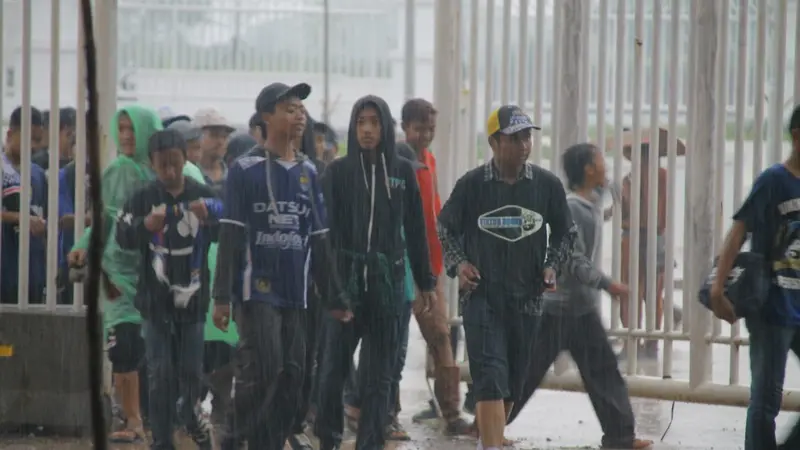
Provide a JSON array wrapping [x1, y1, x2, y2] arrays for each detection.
[[477, 205, 544, 242]]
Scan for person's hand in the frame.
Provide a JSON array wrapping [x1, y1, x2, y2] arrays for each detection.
[[709, 285, 737, 324], [144, 207, 166, 233], [330, 309, 354, 323], [30, 216, 46, 237], [213, 304, 231, 331], [543, 267, 557, 291], [188, 200, 209, 221], [608, 282, 629, 297], [457, 262, 480, 292], [68, 249, 87, 268], [418, 290, 437, 315]]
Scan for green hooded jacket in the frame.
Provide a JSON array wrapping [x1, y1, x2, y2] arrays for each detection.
[[72, 105, 207, 331]]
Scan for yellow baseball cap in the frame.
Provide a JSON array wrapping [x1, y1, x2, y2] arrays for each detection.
[[486, 105, 540, 136]]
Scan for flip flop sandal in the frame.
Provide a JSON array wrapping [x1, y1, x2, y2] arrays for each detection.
[[109, 427, 145, 444], [385, 422, 411, 441]]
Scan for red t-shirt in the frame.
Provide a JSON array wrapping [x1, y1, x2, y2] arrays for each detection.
[[414, 148, 443, 276]]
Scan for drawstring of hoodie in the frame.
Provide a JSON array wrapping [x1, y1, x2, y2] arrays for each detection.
[[360, 152, 391, 292]]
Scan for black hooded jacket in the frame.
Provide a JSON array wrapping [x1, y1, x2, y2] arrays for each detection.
[[322, 96, 436, 303]]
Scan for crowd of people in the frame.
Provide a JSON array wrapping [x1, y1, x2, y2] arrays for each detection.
[[1, 82, 799, 450]]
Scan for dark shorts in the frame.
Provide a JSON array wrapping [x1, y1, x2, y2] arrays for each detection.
[[462, 291, 539, 402], [107, 322, 145, 374]]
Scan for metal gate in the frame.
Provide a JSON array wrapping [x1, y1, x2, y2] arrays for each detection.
[[0, 0, 117, 431], [430, 0, 800, 409]]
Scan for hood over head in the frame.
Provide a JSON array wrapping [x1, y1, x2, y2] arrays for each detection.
[[110, 105, 163, 164], [346, 95, 396, 160]]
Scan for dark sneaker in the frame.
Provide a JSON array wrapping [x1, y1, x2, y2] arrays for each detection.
[[288, 433, 314, 449], [412, 404, 439, 423], [445, 417, 473, 436], [385, 420, 411, 441]]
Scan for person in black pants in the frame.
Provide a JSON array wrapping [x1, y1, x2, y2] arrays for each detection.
[[313, 96, 436, 450], [212, 83, 350, 450], [507, 143, 652, 449]]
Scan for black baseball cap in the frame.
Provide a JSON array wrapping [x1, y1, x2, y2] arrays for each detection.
[[486, 105, 540, 136], [255, 82, 311, 113]]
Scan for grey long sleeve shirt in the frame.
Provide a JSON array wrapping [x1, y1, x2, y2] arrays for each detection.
[[543, 192, 612, 316]]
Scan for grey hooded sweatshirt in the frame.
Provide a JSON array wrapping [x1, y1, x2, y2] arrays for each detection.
[[543, 192, 612, 316]]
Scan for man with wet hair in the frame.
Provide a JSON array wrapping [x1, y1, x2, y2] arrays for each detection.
[[398, 98, 472, 435], [213, 82, 350, 450], [508, 142, 652, 450], [1, 106, 47, 305], [116, 129, 221, 450], [33, 106, 76, 171], [711, 105, 800, 450], [438, 105, 576, 450]]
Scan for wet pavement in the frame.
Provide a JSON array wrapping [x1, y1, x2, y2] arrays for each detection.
[[2, 314, 800, 449]]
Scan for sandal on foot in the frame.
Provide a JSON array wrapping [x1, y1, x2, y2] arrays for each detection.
[[109, 427, 145, 444], [344, 405, 360, 433]]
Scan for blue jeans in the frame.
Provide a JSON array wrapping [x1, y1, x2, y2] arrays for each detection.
[[143, 320, 205, 450], [745, 316, 800, 450]]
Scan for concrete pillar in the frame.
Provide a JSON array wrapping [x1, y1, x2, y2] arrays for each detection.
[[688, 0, 719, 389]]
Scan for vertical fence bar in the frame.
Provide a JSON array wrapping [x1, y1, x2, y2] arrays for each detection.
[[711, 0, 730, 341], [500, 0, 511, 105], [595, 0, 609, 153], [483, 0, 495, 163], [404, 0, 416, 101], [557, 0, 585, 152], [467, 0, 479, 169], [625, 0, 646, 375], [18, 0, 33, 307], [517, 0, 529, 111], [322, 0, 330, 122], [729, 0, 749, 387], [578, 3, 591, 141], [752, 0, 767, 176], [644, 0, 662, 337], [683, 0, 699, 336], [662, 0, 681, 380], [768, 0, 788, 164], [550, 4, 563, 171], [532, 0, 545, 165], [689, 0, 719, 390], [795, 0, 800, 104], [46, 0, 62, 311], [74, 6, 88, 310], [610, 0, 627, 333]]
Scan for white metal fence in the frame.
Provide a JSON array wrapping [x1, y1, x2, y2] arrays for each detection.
[[1, 0, 800, 418], [432, 0, 800, 409]]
